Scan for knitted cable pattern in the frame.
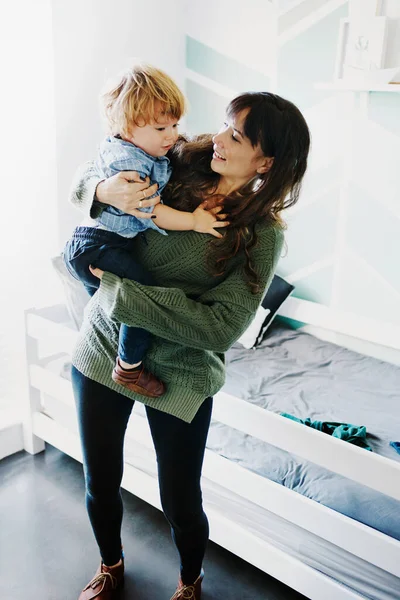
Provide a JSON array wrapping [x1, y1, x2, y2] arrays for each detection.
[[69, 165, 284, 422]]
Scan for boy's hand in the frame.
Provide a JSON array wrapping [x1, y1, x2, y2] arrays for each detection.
[[192, 203, 229, 238]]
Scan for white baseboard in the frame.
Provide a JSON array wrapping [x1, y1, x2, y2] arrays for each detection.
[[0, 409, 24, 460]]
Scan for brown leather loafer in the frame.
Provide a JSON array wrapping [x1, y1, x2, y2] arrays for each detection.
[[112, 359, 165, 398], [78, 560, 124, 600], [170, 569, 204, 600]]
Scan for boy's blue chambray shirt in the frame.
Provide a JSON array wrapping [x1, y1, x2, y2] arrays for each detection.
[[94, 136, 171, 238]]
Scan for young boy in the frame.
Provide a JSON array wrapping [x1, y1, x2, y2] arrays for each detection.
[[64, 63, 219, 399]]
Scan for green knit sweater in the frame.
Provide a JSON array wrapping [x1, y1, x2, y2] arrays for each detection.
[[70, 163, 284, 422]]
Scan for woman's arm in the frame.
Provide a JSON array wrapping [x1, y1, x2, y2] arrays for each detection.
[[68, 162, 161, 219], [68, 161, 104, 219], [96, 226, 283, 353]]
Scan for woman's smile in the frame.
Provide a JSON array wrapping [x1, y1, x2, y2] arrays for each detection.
[[212, 148, 226, 161]]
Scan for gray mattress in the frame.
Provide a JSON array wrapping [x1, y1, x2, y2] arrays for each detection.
[[209, 321, 400, 541]]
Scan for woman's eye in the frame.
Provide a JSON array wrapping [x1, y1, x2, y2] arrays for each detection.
[[223, 121, 239, 141], [173, 123, 180, 128]]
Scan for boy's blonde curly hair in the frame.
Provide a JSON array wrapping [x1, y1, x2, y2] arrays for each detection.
[[102, 62, 186, 137]]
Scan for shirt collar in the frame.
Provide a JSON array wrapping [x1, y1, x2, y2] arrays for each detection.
[[108, 135, 170, 163]]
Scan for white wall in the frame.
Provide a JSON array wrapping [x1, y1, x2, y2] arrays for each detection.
[[185, 0, 277, 76], [184, 0, 277, 134], [52, 0, 186, 245], [0, 0, 58, 411], [0, 0, 58, 269], [184, 0, 400, 340]]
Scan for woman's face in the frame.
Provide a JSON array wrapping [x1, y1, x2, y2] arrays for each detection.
[[211, 110, 272, 191]]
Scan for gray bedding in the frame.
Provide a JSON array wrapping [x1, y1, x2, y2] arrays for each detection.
[[207, 321, 400, 541], [50, 315, 400, 542]]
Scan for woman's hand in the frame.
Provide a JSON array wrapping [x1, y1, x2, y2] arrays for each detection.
[[193, 202, 229, 239], [95, 171, 160, 219], [89, 266, 104, 280]]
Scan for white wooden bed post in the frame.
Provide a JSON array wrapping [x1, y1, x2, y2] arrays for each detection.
[[23, 308, 45, 455]]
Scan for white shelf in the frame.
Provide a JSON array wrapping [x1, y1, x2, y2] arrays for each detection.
[[315, 82, 400, 93]]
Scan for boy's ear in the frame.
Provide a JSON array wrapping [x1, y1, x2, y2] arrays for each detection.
[[257, 156, 274, 174]]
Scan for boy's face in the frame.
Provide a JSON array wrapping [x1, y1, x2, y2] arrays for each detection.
[[127, 113, 179, 157]]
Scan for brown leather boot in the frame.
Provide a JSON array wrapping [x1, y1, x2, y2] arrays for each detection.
[[78, 559, 124, 600], [170, 569, 204, 600], [112, 358, 165, 398]]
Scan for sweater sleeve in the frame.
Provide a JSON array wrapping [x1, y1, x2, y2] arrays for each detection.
[[68, 161, 104, 219], [97, 226, 284, 353]]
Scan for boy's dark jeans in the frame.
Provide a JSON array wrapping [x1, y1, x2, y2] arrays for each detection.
[[64, 226, 152, 364]]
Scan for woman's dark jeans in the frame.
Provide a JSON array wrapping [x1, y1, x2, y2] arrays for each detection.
[[64, 227, 152, 364], [71, 366, 212, 585]]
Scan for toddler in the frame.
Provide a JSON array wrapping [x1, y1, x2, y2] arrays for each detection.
[[64, 63, 220, 398]]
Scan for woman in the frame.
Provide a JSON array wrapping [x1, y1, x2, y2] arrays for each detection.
[[70, 92, 310, 600]]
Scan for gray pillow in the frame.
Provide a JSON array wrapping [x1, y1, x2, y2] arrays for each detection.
[[237, 274, 294, 349], [51, 255, 89, 330]]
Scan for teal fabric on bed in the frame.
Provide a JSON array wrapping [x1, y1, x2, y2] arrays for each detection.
[[280, 413, 372, 451]]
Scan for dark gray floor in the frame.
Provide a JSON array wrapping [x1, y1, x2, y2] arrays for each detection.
[[0, 446, 306, 600]]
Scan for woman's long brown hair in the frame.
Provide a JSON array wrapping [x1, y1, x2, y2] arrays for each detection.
[[164, 92, 311, 293]]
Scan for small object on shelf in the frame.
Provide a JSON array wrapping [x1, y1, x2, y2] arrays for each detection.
[[314, 81, 400, 93], [342, 65, 400, 86]]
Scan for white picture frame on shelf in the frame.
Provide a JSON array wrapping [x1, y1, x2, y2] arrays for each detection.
[[334, 16, 388, 82]]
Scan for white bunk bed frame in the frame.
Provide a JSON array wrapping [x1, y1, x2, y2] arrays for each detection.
[[24, 297, 400, 600]]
